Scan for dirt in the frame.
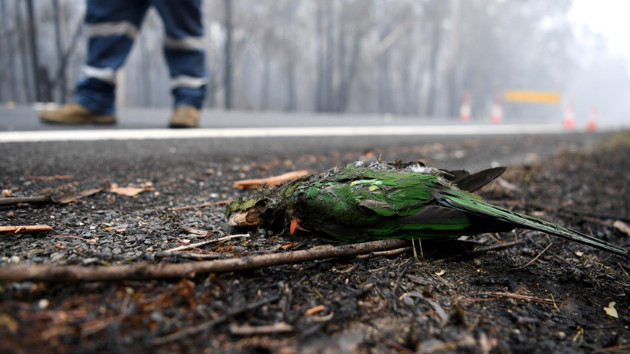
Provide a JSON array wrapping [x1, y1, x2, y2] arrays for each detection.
[[1, 132, 629, 353]]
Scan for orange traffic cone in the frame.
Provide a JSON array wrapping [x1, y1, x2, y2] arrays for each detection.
[[490, 96, 502, 124], [587, 106, 597, 132], [460, 90, 471, 122], [563, 103, 575, 130]]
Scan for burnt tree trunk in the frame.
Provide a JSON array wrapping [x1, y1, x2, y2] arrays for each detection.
[[314, 0, 325, 112], [223, 0, 233, 109], [25, 0, 44, 102], [52, 0, 66, 103], [15, 2, 32, 103]]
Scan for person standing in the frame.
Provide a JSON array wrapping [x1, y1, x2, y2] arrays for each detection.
[[40, 0, 207, 128]]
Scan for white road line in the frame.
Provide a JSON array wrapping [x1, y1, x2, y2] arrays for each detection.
[[0, 125, 568, 143]]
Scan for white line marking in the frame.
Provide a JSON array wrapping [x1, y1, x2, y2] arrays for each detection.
[[0, 125, 568, 143]]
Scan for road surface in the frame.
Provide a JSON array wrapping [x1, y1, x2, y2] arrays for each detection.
[[0, 106, 611, 172]]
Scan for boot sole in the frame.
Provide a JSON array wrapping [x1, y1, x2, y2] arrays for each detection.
[[169, 122, 198, 128], [39, 117, 117, 125]]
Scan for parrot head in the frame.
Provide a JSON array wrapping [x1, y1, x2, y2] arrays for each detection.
[[226, 195, 266, 228]]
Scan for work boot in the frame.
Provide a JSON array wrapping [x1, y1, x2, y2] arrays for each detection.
[[39, 103, 116, 125], [169, 105, 200, 128]]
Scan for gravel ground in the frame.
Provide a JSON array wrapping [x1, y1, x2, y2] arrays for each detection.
[[0, 131, 628, 352]]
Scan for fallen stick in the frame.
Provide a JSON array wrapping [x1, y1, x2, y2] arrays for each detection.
[[155, 252, 224, 260], [592, 343, 630, 353], [480, 291, 553, 304], [0, 239, 409, 282], [230, 322, 294, 335], [233, 170, 310, 189], [163, 234, 249, 253], [151, 295, 280, 345], [0, 196, 52, 206], [515, 241, 553, 269], [434, 240, 524, 263], [0, 225, 52, 235], [471, 240, 525, 253], [166, 200, 232, 211], [27, 175, 74, 181]]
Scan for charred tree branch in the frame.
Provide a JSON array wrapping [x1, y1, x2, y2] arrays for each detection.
[[0, 239, 409, 283]]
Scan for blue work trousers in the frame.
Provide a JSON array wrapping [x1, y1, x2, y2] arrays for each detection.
[[76, 0, 207, 114]]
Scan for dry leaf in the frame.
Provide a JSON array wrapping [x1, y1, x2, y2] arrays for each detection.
[[55, 188, 102, 204], [109, 182, 154, 197], [614, 220, 630, 236], [603, 302, 618, 318], [0, 314, 18, 334], [110, 186, 144, 196], [435, 270, 446, 276], [426, 298, 449, 324], [182, 226, 213, 237]]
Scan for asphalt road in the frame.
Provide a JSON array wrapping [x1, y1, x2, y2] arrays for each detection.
[[0, 106, 614, 173]]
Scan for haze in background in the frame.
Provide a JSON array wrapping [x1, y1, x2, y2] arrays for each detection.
[[569, 0, 630, 126], [0, 0, 628, 126]]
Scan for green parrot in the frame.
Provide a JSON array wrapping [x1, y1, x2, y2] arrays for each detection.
[[226, 161, 628, 258]]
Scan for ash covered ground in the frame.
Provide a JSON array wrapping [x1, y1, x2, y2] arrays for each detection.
[[1, 132, 629, 353]]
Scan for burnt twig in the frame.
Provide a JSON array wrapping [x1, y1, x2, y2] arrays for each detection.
[[515, 242, 553, 269], [0, 239, 409, 282], [0, 225, 52, 234], [151, 295, 281, 345], [166, 199, 232, 211], [163, 234, 249, 253], [435, 240, 524, 263], [480, 291, 553, 304], [0, 196, 52, 206]]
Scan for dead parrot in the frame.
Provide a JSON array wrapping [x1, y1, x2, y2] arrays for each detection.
[[226, 161, 628, 258]]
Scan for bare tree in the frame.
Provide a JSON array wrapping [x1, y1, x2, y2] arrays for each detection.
[[425, 0, 446, 117], [314, 0, 326, 112], [283, 0, 299, 111], [15, 2, 33, 103], [223, 0, 233, 110], [52, 0, 66, 103], [25, 0, 46, 102], [444, 0, 462, 118], [51, 19, 83, 105], [0, 0, 627, 122], [0, 0, 18, 102]]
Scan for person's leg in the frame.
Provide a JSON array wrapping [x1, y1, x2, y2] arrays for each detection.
[[152, 0, 207, 127], [76, 0, 150, 115], [41, 0, 150, 124]]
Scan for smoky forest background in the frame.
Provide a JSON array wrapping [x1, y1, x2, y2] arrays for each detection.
[[1, 0, 629, 124]]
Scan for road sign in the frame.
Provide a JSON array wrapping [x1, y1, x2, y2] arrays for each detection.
[[504, 91, 561, 103]]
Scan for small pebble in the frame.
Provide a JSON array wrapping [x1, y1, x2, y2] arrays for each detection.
[[38, 299, 50, 310]]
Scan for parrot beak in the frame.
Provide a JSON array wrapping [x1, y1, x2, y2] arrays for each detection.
[[228, 210, 262, 227]]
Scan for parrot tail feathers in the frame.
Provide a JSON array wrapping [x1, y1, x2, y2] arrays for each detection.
[[440, 190, 629, 258], [451, 167, 506, 192]]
